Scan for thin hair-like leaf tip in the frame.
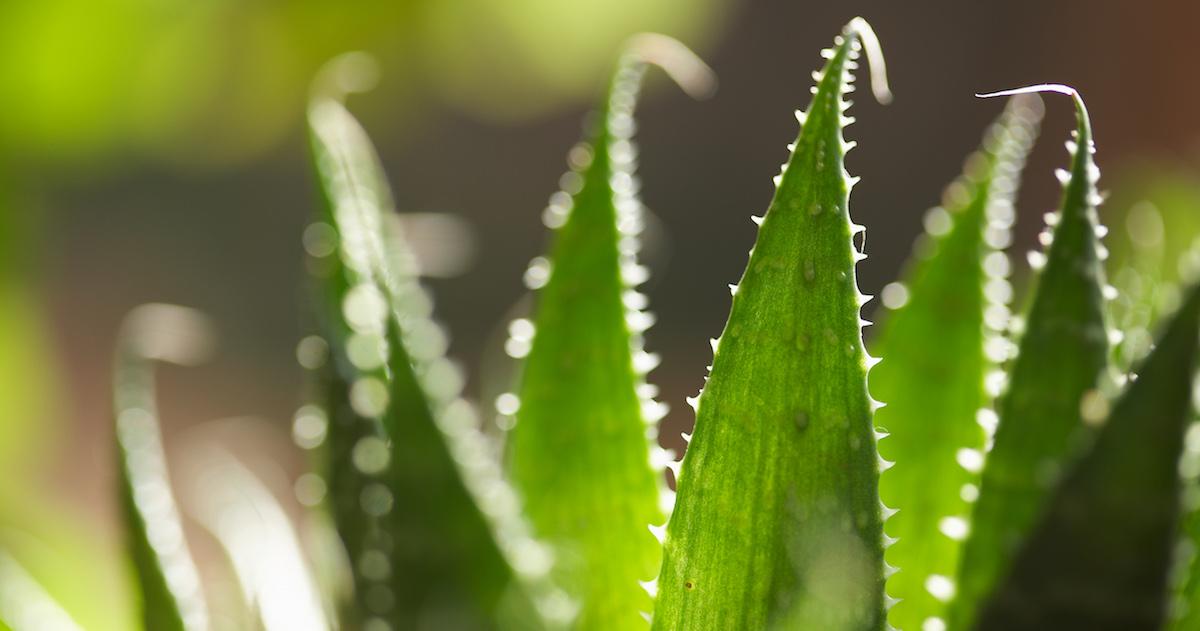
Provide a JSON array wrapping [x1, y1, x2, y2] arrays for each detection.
[[975, 83, 1076, 100], [624, 33, 717, 100], [844, 17, 893, 104], [976, 83, 1089, 126]]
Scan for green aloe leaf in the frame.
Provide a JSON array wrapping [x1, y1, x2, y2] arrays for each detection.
[[0, 550, 84, 631], [975, 281, 1200, 630], [506, 35, 714, 630], [178, 442, 331, 631], [0, 197, 58, 495], [873, 96, 1043, 631], [306, 85, 568, 629], [948, 85, 1113, 630], [1163, 264, 1200, 631], [0, 185, 132, 631], [651, 18, 892, 630], [1170, 422, 1200, 630], [113, 304, 213, 631]]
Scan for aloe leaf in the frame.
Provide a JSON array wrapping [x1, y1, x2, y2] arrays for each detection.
[[113, 304, 213, 631], [306, 87, 568, 629], [1170, 422, 1200, 630], [0, 518, 133, 631], [0, 202, 57, 493], [1162, 265, 1200, 631], [974, 281, 1200, 630], [506, 35, 714, 630], [0, 550, 84, 631], [872, 96, 1043, 631], [178, 443, 330, 631], [947, 85, 1113, 630], [651, 18, 891, 630]]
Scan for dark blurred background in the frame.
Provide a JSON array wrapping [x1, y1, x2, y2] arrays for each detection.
[[3, 0, 1200, 626]]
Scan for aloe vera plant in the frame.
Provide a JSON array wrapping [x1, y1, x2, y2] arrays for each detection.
[[944, 85, 1113, 630], [7, 15, 1200, 631], [978, 284, 1200, 630], [113, 305, 214, 631], [306, 93, 565, 629], [652, 18, 892, 630], [507, 35, 713, 631], [874, 94, 1043, 631]]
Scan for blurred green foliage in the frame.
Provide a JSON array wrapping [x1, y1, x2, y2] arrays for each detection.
[[0, 0, 727, 168], [0, 194, 134, 630]]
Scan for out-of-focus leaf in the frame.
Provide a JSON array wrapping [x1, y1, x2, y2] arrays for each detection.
[[422, 0, 727, 121], [179, 444, 330, 631], [652, 18, 892, 630], [0, 0, 731, 164], [0, 515, 132, 631], [976, 282, 1200, 630], [0, 550, 83, 631], [0, 191, 56, 496], [1105, 169, 1200, 369], [507, 35, 713, 630], [1107, 168, 1200, 287], [949, 85, 1112, 630], [307, 89, 568, 629], [1169, 421, 1200, 630], [873, 96, 1042, 631], [113, 304, 213, 631]]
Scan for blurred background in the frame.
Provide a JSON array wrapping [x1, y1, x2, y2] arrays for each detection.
[[3, 0, 1200, 626]]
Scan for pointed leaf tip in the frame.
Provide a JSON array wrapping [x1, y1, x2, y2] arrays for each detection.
[[845, 17, 892, 104]]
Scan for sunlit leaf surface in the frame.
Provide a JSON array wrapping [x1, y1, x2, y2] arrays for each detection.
[[307, 91, 568, 629], [652, 18, 892, 630], [507, 34, 713, 630], [113, 304, 213, 631], [873, 95, 1042, 631], [949, 86, 1113, 630]]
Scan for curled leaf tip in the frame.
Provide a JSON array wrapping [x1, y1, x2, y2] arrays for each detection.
[[975, 83, 1077, 99], [121, 303, 216, 366], [625, 32, 717, 100], [310, 51, 382, 103], [976, 83, 1088, 123], [845, 17, 892, 105]]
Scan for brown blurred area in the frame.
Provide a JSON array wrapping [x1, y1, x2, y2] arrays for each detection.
[[25, 0, 1200, 560]]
